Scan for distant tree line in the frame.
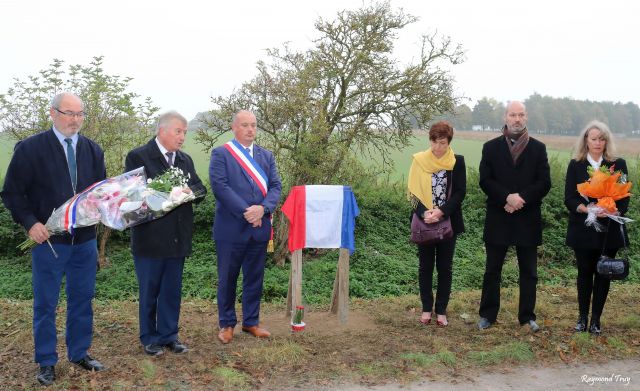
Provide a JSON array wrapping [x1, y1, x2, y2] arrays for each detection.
[[436, 93, 640, 135]]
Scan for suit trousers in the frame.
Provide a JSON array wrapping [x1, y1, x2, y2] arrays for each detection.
[[574, 248, 617, 321], [418, 236, 456, 315], [32, 239, 97, 366], [479, 244, 538, 324], [215, 239, 268, 328], [134, 256, 185, 345]]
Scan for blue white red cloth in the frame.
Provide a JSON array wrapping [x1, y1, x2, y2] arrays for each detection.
[[281, 185, 359, 253]]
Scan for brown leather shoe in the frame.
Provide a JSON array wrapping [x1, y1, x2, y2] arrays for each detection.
[[218, 327, 234, 344], [241, 325, 271, 338]]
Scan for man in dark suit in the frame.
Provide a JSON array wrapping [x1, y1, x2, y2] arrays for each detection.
[[209, 110, 282, 344], [477, 101, 551, 332], [125, 111, 206, 356], [1, 92, 107, 386]]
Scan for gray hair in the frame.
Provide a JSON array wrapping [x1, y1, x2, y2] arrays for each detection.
[[156, 111, 187, 133], [50, 92, 83, 110], [573, 120, 617, 161]]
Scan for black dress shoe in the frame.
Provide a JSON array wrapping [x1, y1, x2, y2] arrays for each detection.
[[72, 355, 106, 371], [589, 321, 602, 336], [575, 315, 588, 332], [477, 317, 493, 330], [37, 365, 55, 386], [144, 344, 164, 356], [164, 340, 188, 353]]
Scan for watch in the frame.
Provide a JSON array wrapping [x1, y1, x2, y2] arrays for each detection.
[[263, 205, 270, 214]]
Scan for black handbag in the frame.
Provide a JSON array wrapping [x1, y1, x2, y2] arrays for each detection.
[[596, 223, 630, 280], [596, 255, 629, 280], [410, 176, 453, 245]]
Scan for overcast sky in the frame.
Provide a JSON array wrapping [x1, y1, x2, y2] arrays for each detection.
[[1, 0, 638, 120]]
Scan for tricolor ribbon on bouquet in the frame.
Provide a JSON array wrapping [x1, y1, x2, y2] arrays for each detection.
[[62, 179, 110, 235]]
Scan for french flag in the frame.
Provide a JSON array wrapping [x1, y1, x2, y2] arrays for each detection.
[[281, 185, 359, 253]]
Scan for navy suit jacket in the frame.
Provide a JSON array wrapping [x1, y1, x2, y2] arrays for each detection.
[[209, 142, 282, 242], [1, 129, 106, 244]]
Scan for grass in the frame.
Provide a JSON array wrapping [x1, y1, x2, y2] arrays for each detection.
[[212, 367, 251, 391], [400, 350, 456, 368], [1, 284, 639, 390], [467, 341, 534, 365]]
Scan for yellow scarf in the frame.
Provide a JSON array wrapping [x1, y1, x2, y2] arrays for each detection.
[[407, 147, 456, 209]]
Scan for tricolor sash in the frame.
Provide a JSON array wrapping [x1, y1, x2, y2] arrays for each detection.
[[63, 179, 109, 235], [223, 140, 269, 196]]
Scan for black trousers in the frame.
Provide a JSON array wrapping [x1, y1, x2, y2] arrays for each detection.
[[418, 236, 456, 315], [479, 244, 538, 324], [574, 248, 617, 321]]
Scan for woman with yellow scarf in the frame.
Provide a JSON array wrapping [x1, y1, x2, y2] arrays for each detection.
[[408, 121, 466, 327]]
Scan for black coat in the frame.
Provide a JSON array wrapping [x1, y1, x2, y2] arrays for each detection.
[[414, 155, 466, 234], [1, 129, 106, 244], [564, 158, 630, 249], [479, 135, 551, 246], [125, 138, 207, 258]]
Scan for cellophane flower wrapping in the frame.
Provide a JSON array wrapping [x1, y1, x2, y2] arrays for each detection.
[[576, 165, 633, 231], [20, 166, 200, 252]]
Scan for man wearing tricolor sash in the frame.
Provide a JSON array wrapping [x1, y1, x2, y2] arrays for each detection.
[[1, 93, 107, 385], [209, 110, 282, 344]]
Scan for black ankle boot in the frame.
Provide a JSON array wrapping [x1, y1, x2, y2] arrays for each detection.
[[575, 315, 588, 332], [589, 319, 601, 335]]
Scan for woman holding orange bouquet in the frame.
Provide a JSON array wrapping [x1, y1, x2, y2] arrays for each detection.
[[564, 120, 631, 335]]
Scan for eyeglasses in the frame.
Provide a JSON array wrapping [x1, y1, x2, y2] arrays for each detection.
[[54, 108, 86, 119]]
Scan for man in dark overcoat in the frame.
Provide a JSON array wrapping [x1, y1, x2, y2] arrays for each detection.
[[125, 111, 206, 355], [477, 100, 551, 332]]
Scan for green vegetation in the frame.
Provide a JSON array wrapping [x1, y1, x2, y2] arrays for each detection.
[[0, 155, 637, 302], [400, 350, 456, 368], [467, 341, 535, 365], [211, 367, 251, 391]]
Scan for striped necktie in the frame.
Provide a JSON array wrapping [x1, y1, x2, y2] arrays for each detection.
[[166, 151, 174, 166]]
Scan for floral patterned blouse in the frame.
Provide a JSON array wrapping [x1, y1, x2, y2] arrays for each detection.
[[431, 169, 448, 207]]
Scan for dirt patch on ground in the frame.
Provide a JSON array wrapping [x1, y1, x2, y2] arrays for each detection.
[[331, 359, 640, 391], [1, 285, 639, 390]]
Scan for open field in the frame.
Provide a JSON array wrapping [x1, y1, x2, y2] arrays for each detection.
[[2, 131, 637, 182], [455, 130, 640, 158], [1, 285, 639, 390]]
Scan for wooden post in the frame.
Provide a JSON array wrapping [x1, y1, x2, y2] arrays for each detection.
[[286, 249, 303, 322], [330, 248, 350, 324]]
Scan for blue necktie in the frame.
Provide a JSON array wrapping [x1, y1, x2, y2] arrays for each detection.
[[64, 138, 77, 191], [245, 147, 251, 158]]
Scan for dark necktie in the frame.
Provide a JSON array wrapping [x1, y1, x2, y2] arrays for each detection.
[[64, 138, 77, 191], [245, 148, 251, 158], [166, 151, 174, 166]]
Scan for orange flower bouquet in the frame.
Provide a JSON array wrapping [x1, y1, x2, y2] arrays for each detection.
[[577, 165, 633, 230]]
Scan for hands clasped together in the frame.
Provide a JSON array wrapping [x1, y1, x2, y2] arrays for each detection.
[[423, 207, 444, 224], [244, 205, 265, 227], [504, 193, 525, 214]]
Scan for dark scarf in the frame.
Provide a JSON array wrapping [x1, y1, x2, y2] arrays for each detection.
[[502, 125, 529, 163]]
